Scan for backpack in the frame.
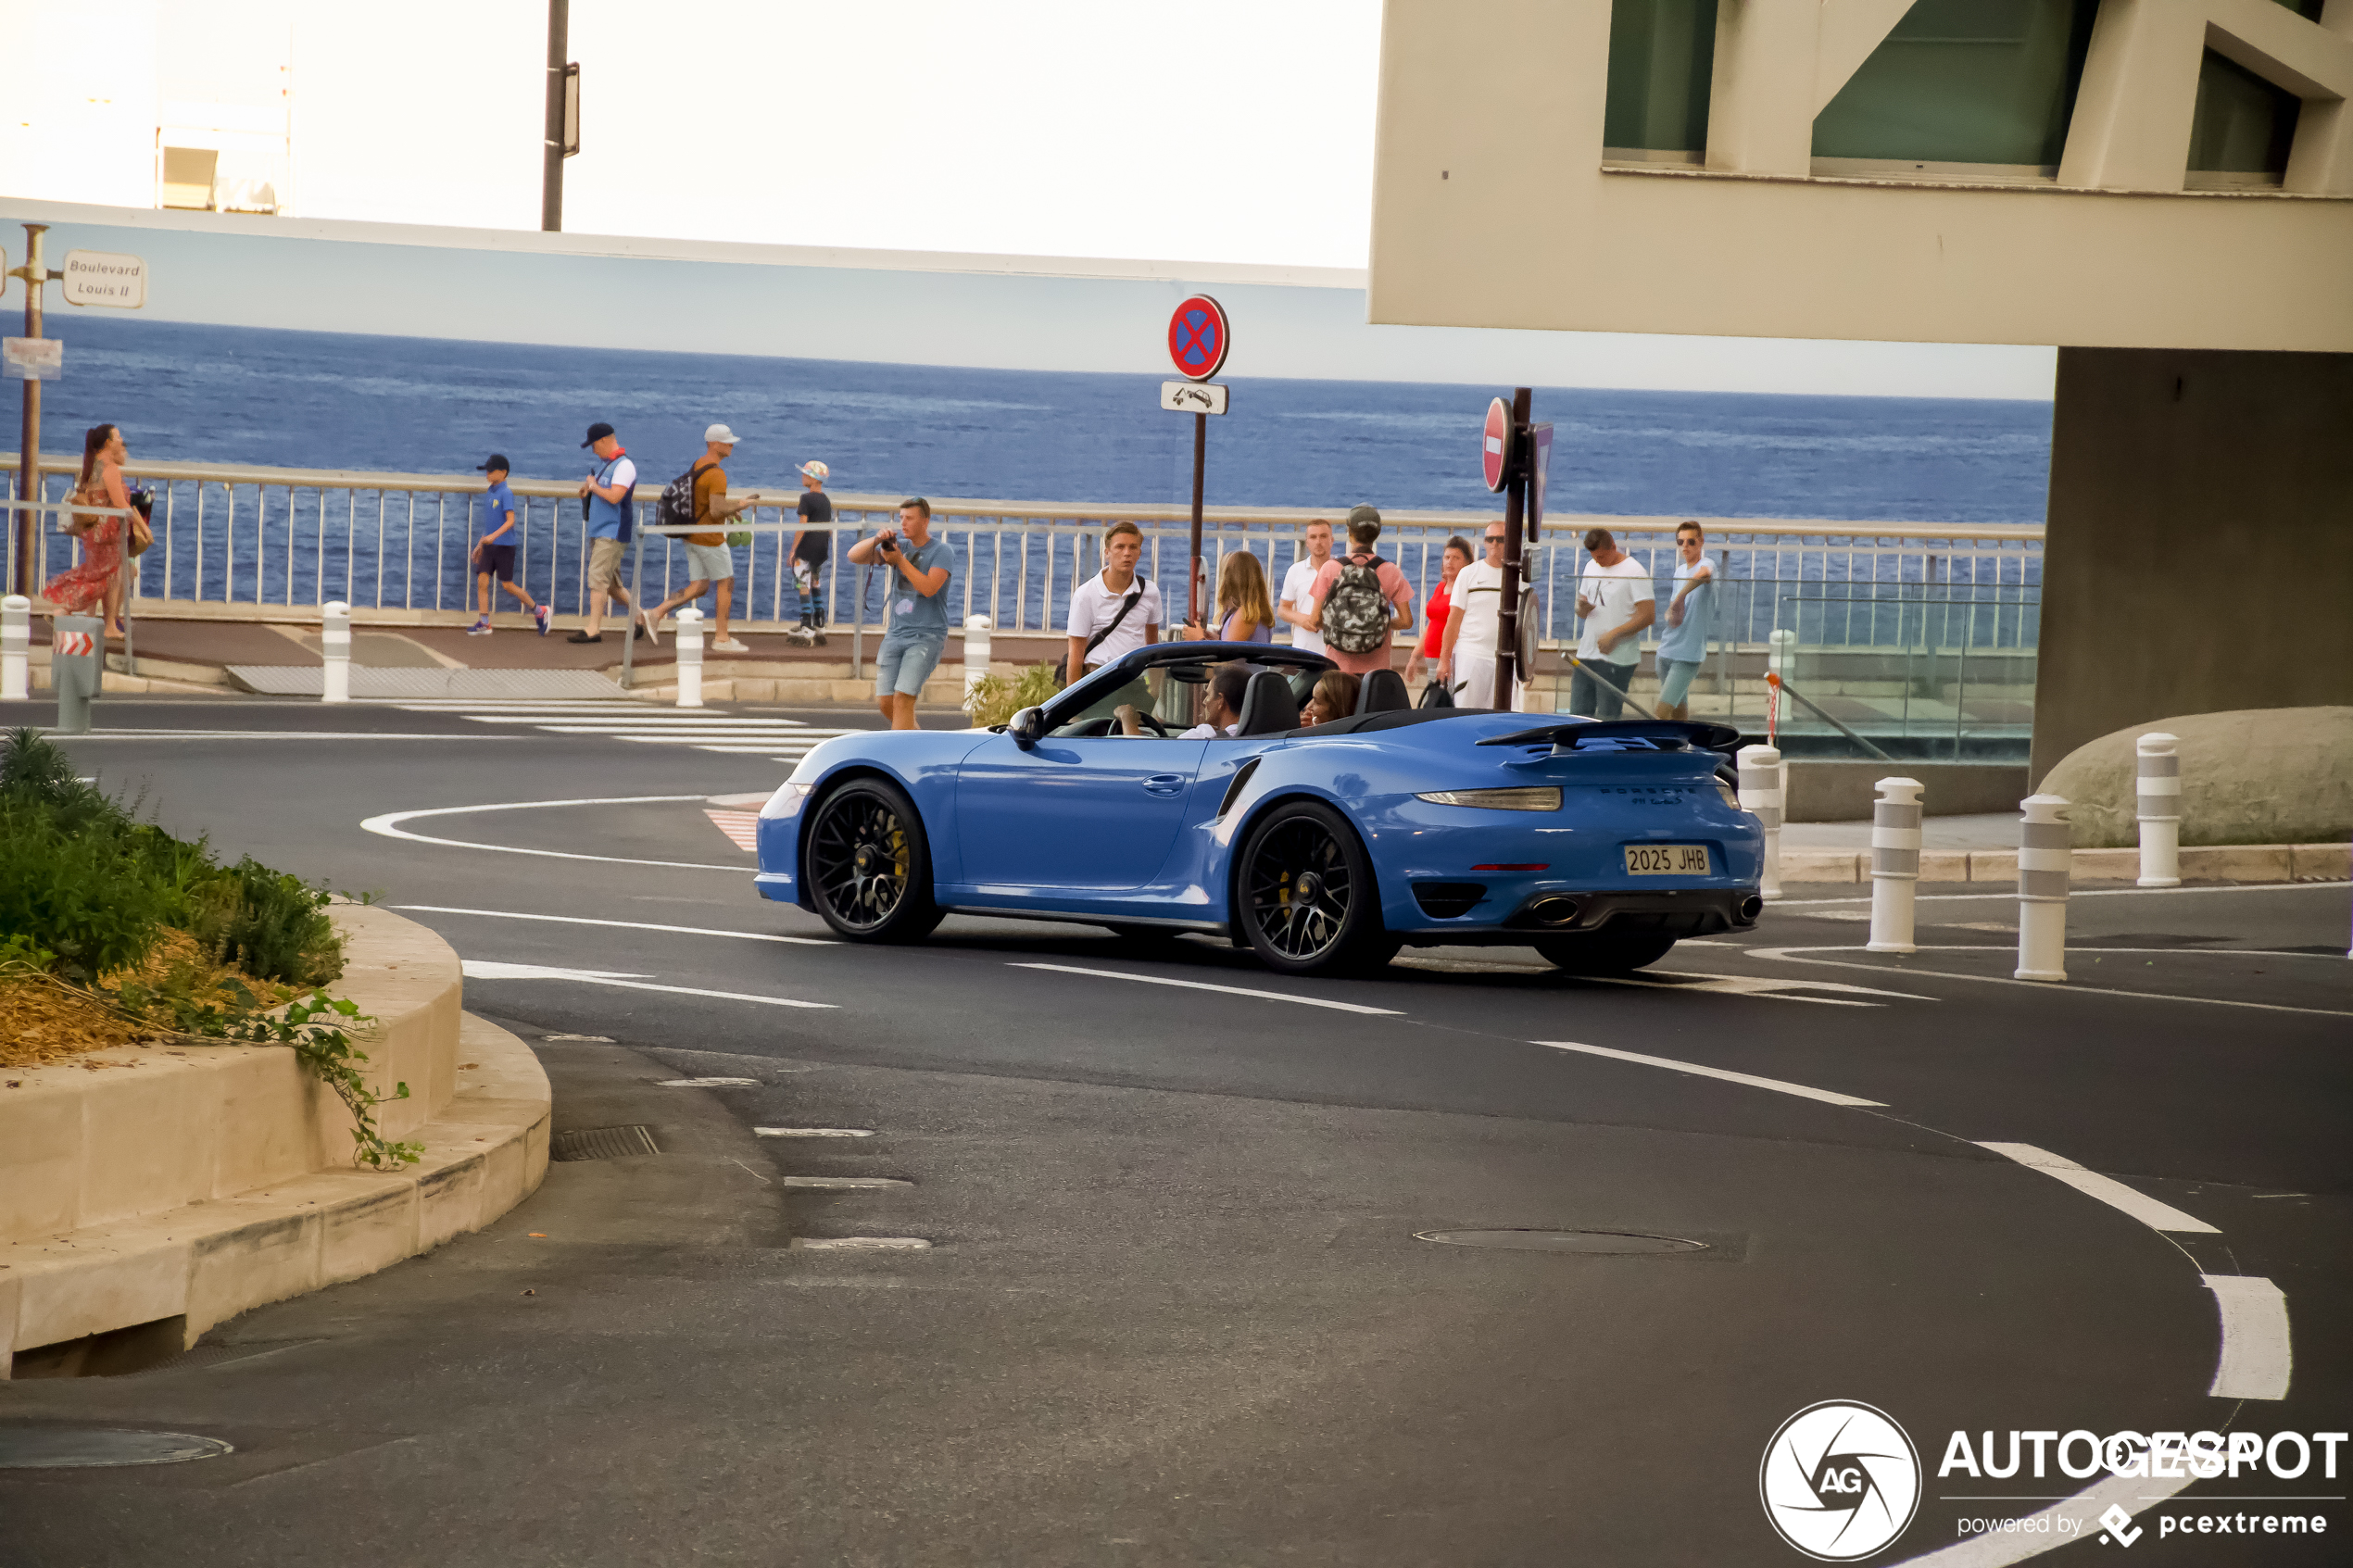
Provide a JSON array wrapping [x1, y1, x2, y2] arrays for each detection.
[[657, 461, 712, 534], [1319, 553, 1391, 655]]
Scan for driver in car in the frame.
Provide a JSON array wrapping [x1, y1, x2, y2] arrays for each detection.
[[1114, 660, 1250, 739]]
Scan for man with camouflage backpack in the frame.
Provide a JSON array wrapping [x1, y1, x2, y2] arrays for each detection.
[[1306, 503, 1415, 677]]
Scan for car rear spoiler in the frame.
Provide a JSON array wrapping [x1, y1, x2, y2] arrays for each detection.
[[1476, 720, 1744, 758]]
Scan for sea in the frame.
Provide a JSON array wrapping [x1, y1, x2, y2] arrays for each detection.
[[43, 317, 2052, 522]]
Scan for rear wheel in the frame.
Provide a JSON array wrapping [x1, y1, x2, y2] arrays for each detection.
[[1533, 933, 1676, 974], [1237, 801, 1391, 976], [805, 778, 942, 943]]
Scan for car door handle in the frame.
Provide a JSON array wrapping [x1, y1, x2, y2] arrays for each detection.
[[1142, 774, 1187, 796]]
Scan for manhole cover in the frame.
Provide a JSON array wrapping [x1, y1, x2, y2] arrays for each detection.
[[551, 1124, 661, 1161], [1415, 1229, 1709, 1255], [0, 1429, 233, 1469]]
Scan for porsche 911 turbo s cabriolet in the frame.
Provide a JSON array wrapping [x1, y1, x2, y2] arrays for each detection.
[[754, 642, 1765, 976]]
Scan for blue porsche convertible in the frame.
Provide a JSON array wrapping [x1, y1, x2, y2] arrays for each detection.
[[754, 642, 1764, 976]]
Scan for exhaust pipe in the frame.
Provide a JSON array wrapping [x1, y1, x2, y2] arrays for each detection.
[[1527, 896, 1583, 926], [1738, 895, 1765, 922]]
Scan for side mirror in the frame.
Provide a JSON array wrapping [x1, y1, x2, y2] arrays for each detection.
[[1010, 706, 1045, 750]]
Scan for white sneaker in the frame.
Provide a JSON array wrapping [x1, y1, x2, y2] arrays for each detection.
[[637, 608, 662, 647], [711, 637, 750, 654]]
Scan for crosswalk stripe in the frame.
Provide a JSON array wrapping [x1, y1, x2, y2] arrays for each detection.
[[392, 699, 870, 764]]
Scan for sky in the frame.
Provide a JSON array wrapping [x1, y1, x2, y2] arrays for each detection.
[[0, 0, 2057, 400]]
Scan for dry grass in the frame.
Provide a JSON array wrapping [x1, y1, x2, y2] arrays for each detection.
[[0, 931, 303, 1070]]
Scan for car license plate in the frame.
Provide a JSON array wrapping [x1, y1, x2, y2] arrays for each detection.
[[1624, 844, 1711, 876]]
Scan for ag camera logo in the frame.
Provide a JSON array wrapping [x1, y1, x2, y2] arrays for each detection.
[[1761, 1400, 1922, 1561]]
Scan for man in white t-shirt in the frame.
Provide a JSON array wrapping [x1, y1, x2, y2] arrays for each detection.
[[1276, 518, 1333, 655], [1571, 527, 1655, 720], [1063, 520, 1162, 686], [1437, 522, 1519, 710]]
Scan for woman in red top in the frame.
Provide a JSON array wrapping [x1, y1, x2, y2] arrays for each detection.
[[1405, 535, 1473, 690], [45, 423, 133, 639]]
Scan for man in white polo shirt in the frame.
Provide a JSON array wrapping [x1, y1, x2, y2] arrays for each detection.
[[1063, 520, 1162, 686], [1276, 517, 1332, 655]]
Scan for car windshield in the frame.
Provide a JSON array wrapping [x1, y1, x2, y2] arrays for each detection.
[[1050, 656, 1319, 737]]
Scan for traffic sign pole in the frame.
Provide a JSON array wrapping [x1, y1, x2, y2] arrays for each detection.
[[1189, 411, 1206, 628], [1166, 295, 1230, 631], [1492, 386, 1531, 711], [12, 224, 49, 597]]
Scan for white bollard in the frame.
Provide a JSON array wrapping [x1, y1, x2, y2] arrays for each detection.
[[2016, 793, 2071, 982], [964, 613, 992, 705], [674, 607, 705, 709], [1, 596, 28, 701], [2136, 732, 2182, 887], [1866, 776, 1924, 954], [1768, 627, 1796, 680], [321, 600, 351, 704], [1738, 743, 1784, 901]]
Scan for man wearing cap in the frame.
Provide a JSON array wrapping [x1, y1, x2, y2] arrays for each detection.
[[643, 423, 760, 654], [1305, 504, 1415, 677], [572, 422, 638, 644], [787, 459, 834, 646], [469, 455, 550, 636]]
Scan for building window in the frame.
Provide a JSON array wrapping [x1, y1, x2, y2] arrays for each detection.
[[160, 146, 218, 210], [2185, 49, 2301, 188], [1604, 0, 1718, 163], [1811, 0, 2100, 182]]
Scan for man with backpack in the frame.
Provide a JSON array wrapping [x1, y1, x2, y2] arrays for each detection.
[[1306, 504, 1414, 677], [641, 423, 760, 652], [1063, 520, 1160, 688]]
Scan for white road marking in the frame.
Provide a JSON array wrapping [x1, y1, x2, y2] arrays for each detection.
[[2201, 1274, 2293, 1400], [756, 1128, 876, 1138], [1579, 970, 1934, 1006], [459, 959, 834, 1009], [1893, 1473, 2196, 1566], [1974, 1143, 2219, 1234], [780, 1176, 912, 1190], [1776, 881, 2345, 907], [60, 731, 528, 741], [363, 797, 750, 872], [1531, 1041, 1886, 1108], [658, 1077, 761, 1086], [396, 906, 834, 945], [1747, 946, 2353, 1020], [1009, 961, 1404, 1016], [706, 809, 761, 851], [541, 1033, 614, 1042], [788, 1236, 931, 1250]]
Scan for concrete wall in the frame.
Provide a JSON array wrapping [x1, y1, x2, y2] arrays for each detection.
[[1368, 1, 2353, 350], [2032, 348, 2353, 780]]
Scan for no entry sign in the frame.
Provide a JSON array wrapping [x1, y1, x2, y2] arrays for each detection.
[[1481, 396, 1513, 492], [1167, 295, 1230, 381]]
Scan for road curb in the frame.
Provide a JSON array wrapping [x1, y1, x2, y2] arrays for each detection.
[[0, 911, 548, 1376], [1779, 842, 2349, 885]]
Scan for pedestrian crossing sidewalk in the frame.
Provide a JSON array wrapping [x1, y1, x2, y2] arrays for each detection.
[[392, 700, 867, 765]]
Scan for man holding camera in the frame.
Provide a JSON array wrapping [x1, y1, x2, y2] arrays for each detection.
[[847, 497, 956, 730]]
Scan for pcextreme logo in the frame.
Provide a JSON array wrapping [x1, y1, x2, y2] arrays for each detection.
[[1760, 1401, 1923, 1562]]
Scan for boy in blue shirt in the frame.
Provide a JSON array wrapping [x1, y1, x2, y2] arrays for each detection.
[[470, 455, 550, 635]]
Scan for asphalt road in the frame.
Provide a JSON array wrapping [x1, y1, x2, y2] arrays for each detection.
[[4, 696, 2348, 1567]]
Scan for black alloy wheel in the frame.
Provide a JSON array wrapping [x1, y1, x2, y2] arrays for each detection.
[[806, 779, 942, 942], [1237, 801, 1392, 975], [1533, 933, 1677, 974]]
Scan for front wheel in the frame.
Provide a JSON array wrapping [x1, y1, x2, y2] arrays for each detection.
[[1237, 801, 1390, 976], [1533, 933, 1676, 974], [805, 778, 942, 943]]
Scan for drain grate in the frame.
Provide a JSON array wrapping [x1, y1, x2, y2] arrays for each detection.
[[1416, 1229, 1709, 1255], [551, 1124, 661, 1161], [0, 1429, 233, 1470]]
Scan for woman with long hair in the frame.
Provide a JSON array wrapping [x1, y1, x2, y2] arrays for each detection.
[[1184, 547, 1275, 644], [1301, 669, 1361, 725], [44, 423, 132, 639]]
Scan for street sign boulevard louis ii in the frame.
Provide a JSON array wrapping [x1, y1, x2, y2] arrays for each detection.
[[61, 251, 147, 309]]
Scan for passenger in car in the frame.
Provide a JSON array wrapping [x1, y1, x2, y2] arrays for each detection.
[[1300, 671, 1361, 726]]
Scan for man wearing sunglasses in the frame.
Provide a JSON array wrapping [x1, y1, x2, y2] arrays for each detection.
[[1437, 524, 1517, 709]]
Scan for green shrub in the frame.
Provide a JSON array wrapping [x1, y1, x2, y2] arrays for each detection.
[[963, 661, 1062, 728], [0, 802, 173, 981], [221, 858, 342, 986]]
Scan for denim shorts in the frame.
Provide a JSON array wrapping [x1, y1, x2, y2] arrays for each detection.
[[875, 631, 946, 698], [1656, 656, 1703, 708], [683, 541, 735, 583]]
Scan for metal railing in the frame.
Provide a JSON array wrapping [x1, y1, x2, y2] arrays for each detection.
[[5, 453, 2042, 660]]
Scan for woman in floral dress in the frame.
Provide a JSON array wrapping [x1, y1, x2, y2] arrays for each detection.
[[44, 423, 132, 639]]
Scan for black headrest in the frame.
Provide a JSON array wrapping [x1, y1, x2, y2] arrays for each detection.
[[1236, 670, 1302, 735], [1354, 668, 1409, 715]]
